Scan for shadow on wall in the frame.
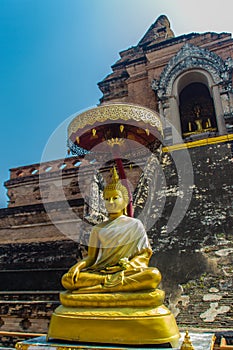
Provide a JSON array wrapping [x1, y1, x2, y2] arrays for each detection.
[[151, 249, 218, 293]]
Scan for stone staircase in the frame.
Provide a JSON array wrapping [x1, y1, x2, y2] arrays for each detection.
[[0, 291, 60, 348]]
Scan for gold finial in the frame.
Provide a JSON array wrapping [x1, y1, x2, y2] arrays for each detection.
[[76, 136, 80, 144], [180, 330, 195, 350], [112, 166, 119, 183], [120, 124, 124, 133], [145, 128, 150, 136], [92, 128, 97, 137]]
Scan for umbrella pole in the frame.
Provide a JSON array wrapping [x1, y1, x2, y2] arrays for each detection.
[[115, 158, 133, 217], [114, 156, 134, 218]]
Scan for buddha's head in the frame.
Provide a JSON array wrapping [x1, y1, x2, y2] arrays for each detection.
[[103, 167, 129, 216]]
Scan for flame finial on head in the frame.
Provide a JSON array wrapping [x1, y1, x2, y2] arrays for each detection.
[[112, 166, 119, 183], [103, 167, 129, 209]]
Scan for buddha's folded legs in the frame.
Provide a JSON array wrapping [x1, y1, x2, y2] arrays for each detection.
[[103, 267, 161, 292], [62, 267, 161, 293]]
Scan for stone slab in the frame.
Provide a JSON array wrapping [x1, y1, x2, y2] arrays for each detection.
[[15, 332, 214, 350], [15, 336, 176, 349]]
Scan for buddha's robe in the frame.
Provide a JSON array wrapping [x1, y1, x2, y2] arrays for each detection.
[[83, 215, 153, 288], [89, 215, 150, 266], [62, 215, 161, 292]]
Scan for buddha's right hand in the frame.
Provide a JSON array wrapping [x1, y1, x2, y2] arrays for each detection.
[[72, 265, 81, 284], [66, 264, 81, 286]]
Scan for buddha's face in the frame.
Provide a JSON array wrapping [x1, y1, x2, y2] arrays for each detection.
[[104, 189, 127, 214]]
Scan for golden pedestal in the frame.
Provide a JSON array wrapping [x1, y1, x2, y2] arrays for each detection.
[[47, 290, 180, 348]]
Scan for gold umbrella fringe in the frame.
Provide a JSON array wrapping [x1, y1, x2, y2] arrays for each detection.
[[68, 103, 163, 138]]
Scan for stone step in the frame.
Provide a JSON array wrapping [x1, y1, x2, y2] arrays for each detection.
[[0, 291, 60, 301]]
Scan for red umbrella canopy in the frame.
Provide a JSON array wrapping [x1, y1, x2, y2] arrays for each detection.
[[67, 103, 163, 217], [67, 103, 163, 158]]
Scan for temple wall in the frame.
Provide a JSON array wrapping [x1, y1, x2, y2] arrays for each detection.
[[151, 142, 233, 328], [99, 32, 233, 110]]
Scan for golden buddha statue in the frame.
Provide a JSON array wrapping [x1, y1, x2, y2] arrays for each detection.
[[187, 104, 213, 135], [61, 167, 161, 293], [47, 168, 180, 347]]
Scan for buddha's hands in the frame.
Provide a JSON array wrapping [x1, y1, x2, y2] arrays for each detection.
[[105, 265, 122, 273], [118, 257, 131, 270], [103, 258, 131, 273]]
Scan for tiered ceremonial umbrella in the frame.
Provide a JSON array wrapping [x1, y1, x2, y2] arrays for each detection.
[[67, 103, 163, 217]]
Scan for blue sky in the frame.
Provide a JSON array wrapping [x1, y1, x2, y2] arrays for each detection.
[[1, 0, 233, 207]]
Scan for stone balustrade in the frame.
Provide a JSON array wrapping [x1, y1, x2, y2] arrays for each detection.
[[9, 156, 92, 180], [4, 156, 141, 208], [5, 156, 99, 207]]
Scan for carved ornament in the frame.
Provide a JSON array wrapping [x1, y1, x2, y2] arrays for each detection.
[[152, 43, 233, 99], [68, 103, 163, 137]]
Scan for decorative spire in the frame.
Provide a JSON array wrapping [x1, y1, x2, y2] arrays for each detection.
[[138, 15, 174, 46], [111, 166, 119, 184], [180, 330, 195, 350]]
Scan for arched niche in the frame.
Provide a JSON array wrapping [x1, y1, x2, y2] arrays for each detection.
[[172, 69, 221, 141], [179, 82, 217, 138], [152, 43, 233, 144]]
